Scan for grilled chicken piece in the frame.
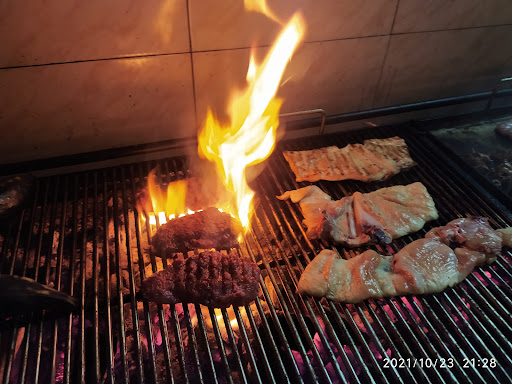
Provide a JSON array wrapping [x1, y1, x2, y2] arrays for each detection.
[[151, 207, 242, 256], [297, 218, 507, 303], [277, 185, 333, 239], [278, 182, 438, 247], [283, 136, 416, 182], [141, 251, 260, 308]]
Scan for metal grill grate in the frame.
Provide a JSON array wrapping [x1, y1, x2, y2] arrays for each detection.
[[0, 125, 511, 383]]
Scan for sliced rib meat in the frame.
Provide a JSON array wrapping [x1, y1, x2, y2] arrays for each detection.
[[283, 136, 416, 182]]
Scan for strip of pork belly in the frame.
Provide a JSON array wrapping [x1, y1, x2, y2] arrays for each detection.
[[278, 182, 438, 247], [283, 137, 415, 183], [297, 218, 508, 303]]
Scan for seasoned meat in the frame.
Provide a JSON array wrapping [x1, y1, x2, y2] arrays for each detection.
[[283, 136, 416, 182], [297, 218, 509, 303], [141, 251, 260, 308], [278, 182, 438, 247], [151, 207, 242, 256]]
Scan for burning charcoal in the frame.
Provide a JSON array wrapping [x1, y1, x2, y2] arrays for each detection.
[[0, 174, 35, 221], [263, 276, 281, 311]]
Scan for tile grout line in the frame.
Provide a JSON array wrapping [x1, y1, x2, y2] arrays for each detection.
[[371, 0, 401, 110], [186, 0, 198, 132], [2, 23, 512, 71]]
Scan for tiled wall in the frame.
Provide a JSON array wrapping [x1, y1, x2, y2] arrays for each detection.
[[1, 0, 512, 163]]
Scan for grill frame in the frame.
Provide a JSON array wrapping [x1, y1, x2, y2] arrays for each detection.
[[0, 122, 511, 383]]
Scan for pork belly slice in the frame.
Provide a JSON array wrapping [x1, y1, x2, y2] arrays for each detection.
[[283, 136, 416, 182], [141, 251, 260, 308], [297, 218, 507, 303], [278, 182, 439, 247], [151, 207, 242, 256]]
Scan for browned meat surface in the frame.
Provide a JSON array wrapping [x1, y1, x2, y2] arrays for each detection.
[[283, 136, 416, 182], [298, 218, 509, 303], [141, 251, 260, 308], [278, 182, 438, 247], [151, 208, 242, 256]]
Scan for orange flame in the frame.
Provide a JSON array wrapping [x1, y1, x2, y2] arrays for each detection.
[[244, 0, 282, 24], [140, 169, 190, 226], [198, 13, 305, 229]]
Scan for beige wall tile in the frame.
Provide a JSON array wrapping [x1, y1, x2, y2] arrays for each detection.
[[0, 0, 189, 67], [193, 36, 389, 128], [0, 54, 195, 163], [394, 0, 512, 33], [374, 26, 512, 108], [189, 0, 397, 51]]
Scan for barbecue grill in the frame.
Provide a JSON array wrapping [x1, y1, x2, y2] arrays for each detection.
[[0, 107, 511, 384]]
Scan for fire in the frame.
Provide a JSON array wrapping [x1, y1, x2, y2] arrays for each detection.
[[139, 169, 199, 226], [198, 13, 305, 229], [140, 11, 305, 233], [244, 0, 282, 23]]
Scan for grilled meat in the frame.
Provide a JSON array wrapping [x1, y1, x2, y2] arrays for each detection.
[[141, 251, 260, 308], [283, 136, 416, 182], [151, 207, 242, 256], [297, 217, 507, 303], [278, 182, 438, 247]]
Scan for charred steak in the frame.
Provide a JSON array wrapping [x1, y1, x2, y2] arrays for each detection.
[[151, 207, 242, 256], [141, 251, 260, 308]]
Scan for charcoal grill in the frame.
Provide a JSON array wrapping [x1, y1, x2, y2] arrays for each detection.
[[0, 115, 511, 384]]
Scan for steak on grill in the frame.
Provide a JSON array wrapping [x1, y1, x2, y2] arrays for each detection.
[[141, 251, 260, 308], [151, 207, 242, 256]]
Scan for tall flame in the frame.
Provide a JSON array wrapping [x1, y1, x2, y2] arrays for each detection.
[[141, 169, 189, 225], [198, 13, 305, 229]]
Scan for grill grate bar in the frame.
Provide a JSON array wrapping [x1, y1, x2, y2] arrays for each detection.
[[251, 210, 341, 383], [102, 169, 116, 383], [136, 163, 176, 384], [120, 167, 146, 384], [257, 173, 368, 384], [241, 232, 303, 383], [270, 147, 420, 383], [129, 166, 159, 383], [207, 306, 235, 384], [245, 228, 320, 382], [112, 169, 130, 382], [255, 191, 363, 383], [264, 156, 396, 383]]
